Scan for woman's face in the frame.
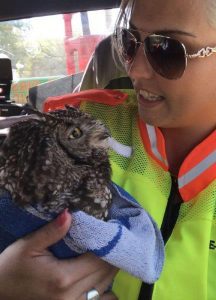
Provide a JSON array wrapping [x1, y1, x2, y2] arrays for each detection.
[[128, 0, 216, 131]]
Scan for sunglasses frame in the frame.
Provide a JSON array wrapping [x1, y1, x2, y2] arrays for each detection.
[[115, 27, 216, 79]]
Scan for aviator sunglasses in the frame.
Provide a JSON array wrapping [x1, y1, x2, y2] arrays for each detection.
[[115, 27, 216, 80]]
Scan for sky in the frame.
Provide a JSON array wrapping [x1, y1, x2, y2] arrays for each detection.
[[29, 9, 119, 40]]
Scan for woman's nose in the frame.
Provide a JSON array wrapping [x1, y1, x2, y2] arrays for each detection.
[[127, 46, 154, 80]]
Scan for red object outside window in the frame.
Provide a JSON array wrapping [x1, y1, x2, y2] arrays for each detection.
[[63, 14, 104, 74]]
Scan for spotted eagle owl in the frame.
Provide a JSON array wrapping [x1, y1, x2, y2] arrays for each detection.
[[0, 106, 112, 220]]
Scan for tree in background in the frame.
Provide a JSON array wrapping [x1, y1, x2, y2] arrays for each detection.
[[0, 20, 66, 78], [21, 38, 66, 78], [0, 20, 28, 70]]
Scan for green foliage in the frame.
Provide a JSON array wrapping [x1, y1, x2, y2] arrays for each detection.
[[0, 20, 66, 78]]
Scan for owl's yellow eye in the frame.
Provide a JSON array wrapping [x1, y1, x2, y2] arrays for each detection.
[[69, 127, 82, 139]]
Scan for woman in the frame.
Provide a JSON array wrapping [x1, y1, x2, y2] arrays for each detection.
[[0, 0, 215, 299]]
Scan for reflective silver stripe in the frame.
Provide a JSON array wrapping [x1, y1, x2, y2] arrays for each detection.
[[146, 124, 168, 166], [178, 150, 216, 189], [108, 137, 132, 158]]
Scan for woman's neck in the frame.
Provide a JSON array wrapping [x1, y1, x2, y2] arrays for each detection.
[[161, 124, 215, 176]]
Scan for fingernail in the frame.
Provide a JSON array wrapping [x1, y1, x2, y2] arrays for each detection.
[[55, 209, 69, 227]]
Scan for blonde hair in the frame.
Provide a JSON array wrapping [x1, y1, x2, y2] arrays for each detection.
[[115, 0, 134, 28], [111, 0, 135, 70], [206, 0, 216, 27]]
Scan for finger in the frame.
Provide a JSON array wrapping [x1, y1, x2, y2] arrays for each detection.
[[69, 264, 118, 300], [20, 209, 72, 252], [43, 262, 115, 300], [101, 292, 118, 300], [59, 253, 114, 283], [91, 267, 118, 296]]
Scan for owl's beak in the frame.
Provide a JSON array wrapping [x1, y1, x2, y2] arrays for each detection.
[[96, 125, 110, 140], [101, 131, 110, 140], [93, 130, 110, 149]]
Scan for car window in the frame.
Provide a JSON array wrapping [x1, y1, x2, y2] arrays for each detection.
[[0, 8, 119, 104]]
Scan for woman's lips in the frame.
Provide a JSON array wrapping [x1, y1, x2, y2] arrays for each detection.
[[138, 89, 165, 107]]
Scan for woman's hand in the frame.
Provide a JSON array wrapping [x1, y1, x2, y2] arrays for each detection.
[[0, 210, 118, 300]]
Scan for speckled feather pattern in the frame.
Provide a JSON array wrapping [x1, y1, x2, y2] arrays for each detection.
[[0, 106, 112, 220]]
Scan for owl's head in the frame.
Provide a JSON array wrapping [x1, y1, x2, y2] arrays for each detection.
[[1, 106, 110, 166], [45, 105, 110, 161]]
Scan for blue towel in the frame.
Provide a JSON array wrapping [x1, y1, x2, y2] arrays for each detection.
[[0, 183, 164, 283]]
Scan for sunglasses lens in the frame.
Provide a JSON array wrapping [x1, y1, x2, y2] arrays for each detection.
[[119, 28, 137, 63], [144, 35, 186, 79]]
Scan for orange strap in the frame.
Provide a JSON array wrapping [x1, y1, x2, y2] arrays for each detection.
[[139, 118, 216, 202], [43, 89, 128, 112], [178, 129, 216, 201]]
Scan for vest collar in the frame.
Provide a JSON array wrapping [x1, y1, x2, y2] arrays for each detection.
[[138, 119, 216, 202]]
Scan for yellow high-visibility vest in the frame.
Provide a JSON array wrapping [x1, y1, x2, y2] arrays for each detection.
[[44, 88, 216, 300]]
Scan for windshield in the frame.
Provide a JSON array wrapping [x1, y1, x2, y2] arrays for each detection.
[[0, 8, 119, 104]]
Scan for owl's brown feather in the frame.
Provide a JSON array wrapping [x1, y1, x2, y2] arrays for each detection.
[[0, 106, 112, 220]]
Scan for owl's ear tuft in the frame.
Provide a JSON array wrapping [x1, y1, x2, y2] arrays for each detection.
[[21, 103, 39, 115], [0, 114, 42, 129], [65, 104, 78, 111]]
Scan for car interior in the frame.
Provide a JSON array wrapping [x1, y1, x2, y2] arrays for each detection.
[[0, 0, 128, 117]]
